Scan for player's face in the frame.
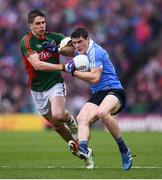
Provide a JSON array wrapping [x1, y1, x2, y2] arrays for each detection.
[[29, 16, 46, 37], [72, 37, 90, 55]]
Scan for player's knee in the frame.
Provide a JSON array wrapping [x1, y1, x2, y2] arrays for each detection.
[[76, 114, 83, 124], [52, 111, 65, 121], [76, 114, 88, 126], [97, 109, 110, 120]]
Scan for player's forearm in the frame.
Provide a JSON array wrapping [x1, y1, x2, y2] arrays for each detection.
[[73, 71, 100, 84], [59, 46, 75, 57], [28, 53, 63, 71], [34, 61, 63, 71]]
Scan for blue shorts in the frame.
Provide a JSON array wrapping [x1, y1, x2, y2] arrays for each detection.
[[87, 89, 126, 115]]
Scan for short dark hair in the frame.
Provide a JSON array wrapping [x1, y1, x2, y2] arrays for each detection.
[[71, 27, 89, 39], [28, 9, 46, 24]]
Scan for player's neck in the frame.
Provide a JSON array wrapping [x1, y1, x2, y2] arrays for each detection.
[[32, 32, 46, 40]]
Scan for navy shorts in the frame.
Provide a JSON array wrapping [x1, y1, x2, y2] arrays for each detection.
[[87, 89, 126, 115]]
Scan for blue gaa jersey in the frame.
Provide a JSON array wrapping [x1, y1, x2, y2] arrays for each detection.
[[76, 39, 123, 94]]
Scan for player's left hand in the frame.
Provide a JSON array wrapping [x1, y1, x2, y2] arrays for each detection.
[[42, 40, 58, 53], [64, 60, 76, 73]]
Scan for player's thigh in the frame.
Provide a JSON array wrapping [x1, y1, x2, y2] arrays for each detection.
[[98, 94, 121, 115], [77, 102, 98, 125], [50, 96, 66, 116], [48, 83, 67, 116]]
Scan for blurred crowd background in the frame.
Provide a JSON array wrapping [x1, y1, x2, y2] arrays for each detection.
[[0, 0, 162, 116]]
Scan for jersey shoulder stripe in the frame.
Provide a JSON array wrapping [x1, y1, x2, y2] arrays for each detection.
[[23, 33, 36, 57]]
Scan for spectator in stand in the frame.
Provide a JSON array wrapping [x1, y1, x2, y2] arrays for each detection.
[[0, 0, 162, 114]]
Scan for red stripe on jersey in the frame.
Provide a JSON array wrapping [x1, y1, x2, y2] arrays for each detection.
[[24, 32, 36, 56], [23, 56, 36, 86]]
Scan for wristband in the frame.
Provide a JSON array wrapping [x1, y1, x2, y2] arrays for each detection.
[[62, 64, 65, 71]]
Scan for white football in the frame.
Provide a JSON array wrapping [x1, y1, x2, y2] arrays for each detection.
[[73, 55, 90, 72]]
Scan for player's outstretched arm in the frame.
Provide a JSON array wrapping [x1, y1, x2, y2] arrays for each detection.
[[28, 53, 63, 71]]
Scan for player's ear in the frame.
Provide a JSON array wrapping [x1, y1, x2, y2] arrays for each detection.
[[29, 23, 32, 30], [86, 36, 90, 44], [86, 36, 90, 42]]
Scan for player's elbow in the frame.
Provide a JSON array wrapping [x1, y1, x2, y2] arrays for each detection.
[[89, 69, 102, 84], [90, 76, 100, 84], [33, 61, 43, 70]]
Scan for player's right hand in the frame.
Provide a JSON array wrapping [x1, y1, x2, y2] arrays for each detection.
[[65, 60, 76, 73]]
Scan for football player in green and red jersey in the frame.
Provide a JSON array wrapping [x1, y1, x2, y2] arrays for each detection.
[[21, 9, 78, 147]]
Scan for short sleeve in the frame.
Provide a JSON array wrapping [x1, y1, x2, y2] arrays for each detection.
[[20, 35, 36, 57]]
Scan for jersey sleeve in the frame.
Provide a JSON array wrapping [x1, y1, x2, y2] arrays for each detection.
[[89, 53, 103, 69], [20, 35, 36, 57]]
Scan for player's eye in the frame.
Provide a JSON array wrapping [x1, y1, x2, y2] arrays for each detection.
[[35, 22, 41, 25], [35, 21, 45, 25]]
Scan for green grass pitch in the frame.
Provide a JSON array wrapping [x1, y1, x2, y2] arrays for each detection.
[[0, 130, 162, 179]]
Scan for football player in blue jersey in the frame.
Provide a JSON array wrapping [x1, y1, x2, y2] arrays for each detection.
[[65, 27, 133, 170]]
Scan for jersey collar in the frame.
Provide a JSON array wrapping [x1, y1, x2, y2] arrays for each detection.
[[29, 31, 46, 40], [86, 39, 93, 54]]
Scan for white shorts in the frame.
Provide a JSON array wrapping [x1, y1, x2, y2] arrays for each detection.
[[31, 83, 66, 115]]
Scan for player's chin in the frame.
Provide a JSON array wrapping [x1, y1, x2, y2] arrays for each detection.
[[78, 50, 85, 55], [40, 30, 45, 35]]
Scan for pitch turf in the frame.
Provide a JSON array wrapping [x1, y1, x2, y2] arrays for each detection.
[[0, 130, 162, 179]]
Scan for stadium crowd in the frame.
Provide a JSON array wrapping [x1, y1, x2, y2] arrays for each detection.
[[0, 0, 162, 115]]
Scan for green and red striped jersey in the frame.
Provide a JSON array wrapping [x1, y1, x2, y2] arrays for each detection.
[[21, 31, 65, 92]]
